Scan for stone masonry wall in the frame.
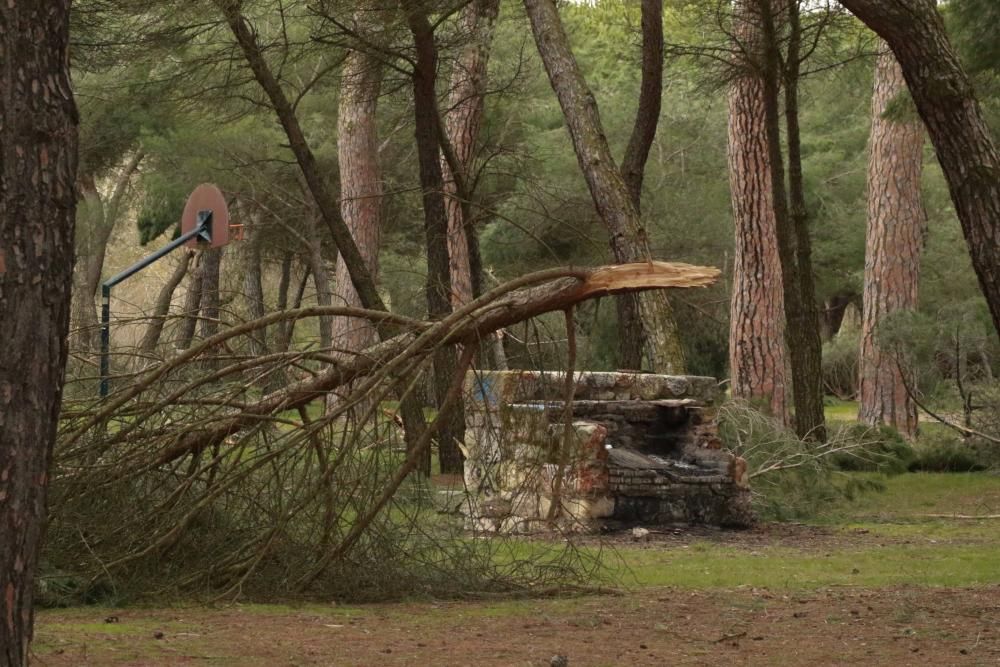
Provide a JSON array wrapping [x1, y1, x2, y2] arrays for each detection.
[[461, 371, 752, 532]]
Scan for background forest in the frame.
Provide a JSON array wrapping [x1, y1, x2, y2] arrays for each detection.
[[18, 0, 1000, 626]]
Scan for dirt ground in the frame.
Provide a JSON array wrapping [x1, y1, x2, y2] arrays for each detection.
[[33, 584, 1000, 666], [34, 474, 1000, 666]]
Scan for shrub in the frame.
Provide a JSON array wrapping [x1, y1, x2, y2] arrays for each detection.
[[829, 423, 914, 475], [718, 401, 883, 522], [910, 427, 999, 472], [822, 332, 859, 400]]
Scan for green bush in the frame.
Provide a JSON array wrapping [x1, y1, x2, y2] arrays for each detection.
[[830, 423, 915, 475], [822, 332, 859, 400], [718, 402, 883, 522], [910, 427, 999, 472]]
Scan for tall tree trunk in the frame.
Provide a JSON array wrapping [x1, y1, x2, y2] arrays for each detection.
[[198, 246, 223, 340], [71, 151, 143, 352], [273, 252, 296, 353], [0, 3, 78, 664], [440, 0, 500, 310], [138, 250, 193, 357], [858, 45, 925, 438], [617, 0, 664, 370], [404, 3, 466, 475], [726, 0, 790, 423], [780, 0, 826, 441], [523, 0, 686, 374], [216, 1, 386, 315], [177, 252, 204, 351], [839, 0, 1000, 341], [241, 215, 267, 356], [750, 0, 826, 440], [71, 181, 105, 351], [305, 216, 334, 353], [333, 43, 383, 359]]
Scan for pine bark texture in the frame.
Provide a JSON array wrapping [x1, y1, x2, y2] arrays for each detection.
[[0, 2, 78, 664], [440, 0, 499, 309], [726, 0, 790, 422], [523, 0, 686, 374], [858, 47, 924, 437], [839, 0, 1000, 341], [333, 45, 383, 358]]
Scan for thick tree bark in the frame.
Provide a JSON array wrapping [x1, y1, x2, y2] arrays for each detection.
[[780, 0, 826, 441], [333, 43, 383, 359], [858, 46, 925, 438], [138, 250, 193, 356], [616, 0, 665, 371], [523, 0, 686, 373], [839, 0, 1000, 341], [440, 0, 500, 310], [0, 3, 78, 664], [405, 3, 466, 474], [726, 0, 790, 423]]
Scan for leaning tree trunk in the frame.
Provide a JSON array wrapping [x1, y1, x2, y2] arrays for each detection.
[[333, 43, 384, 360], [0, 2, 78, 664], [838, 0, 1000, 342], [523, 0, 686, 373], [405, 3, 466, 474], [858, 46, 925, 438], [138, 250, 193, 357], [617, 0, 665, 371], [725, 0, 790, 423]]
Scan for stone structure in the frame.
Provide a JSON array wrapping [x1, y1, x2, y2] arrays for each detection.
[[460, 371, 752, 532]]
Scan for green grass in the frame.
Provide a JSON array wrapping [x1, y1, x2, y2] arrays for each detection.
[[824, 398, 859, 422], [830, 471, 1000, 519], [598, 471, 1000, 590], [612, 542, 997, 589]]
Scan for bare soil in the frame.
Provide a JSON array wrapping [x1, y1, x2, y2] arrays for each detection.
[[34, 583, 1000, 666]]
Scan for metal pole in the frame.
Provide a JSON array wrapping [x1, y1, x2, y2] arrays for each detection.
[[99, 211, 212, 398], [100, 284, 111, 397]]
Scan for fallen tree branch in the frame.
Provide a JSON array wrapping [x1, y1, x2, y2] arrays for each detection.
[[77, 262, 717, 467]]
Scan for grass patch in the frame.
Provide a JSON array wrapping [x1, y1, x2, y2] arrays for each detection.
[[825, 398, 859, 422], [829, 472, 1000, 519], [611, 543, 999, 589]]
